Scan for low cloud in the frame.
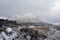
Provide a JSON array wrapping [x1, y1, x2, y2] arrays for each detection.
[[0, 0, 60, 24]]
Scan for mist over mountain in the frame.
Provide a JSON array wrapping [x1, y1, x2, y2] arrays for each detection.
[[5, 13, 54, 27], [0, 13, 55, 27], [0, 17, 7, 19], [9, 13, 48, 23]]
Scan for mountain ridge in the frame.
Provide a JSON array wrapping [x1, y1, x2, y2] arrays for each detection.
[[9, 13, 48, 23]]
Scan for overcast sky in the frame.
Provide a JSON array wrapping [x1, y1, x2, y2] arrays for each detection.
[[0, 0, 60, 24]]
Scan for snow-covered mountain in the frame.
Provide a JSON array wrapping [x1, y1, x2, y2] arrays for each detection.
[[9, 13, 48, 23], [0, 17, 7, 19]]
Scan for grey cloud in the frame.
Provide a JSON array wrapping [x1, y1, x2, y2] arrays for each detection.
[[0, 0, 59, 24]]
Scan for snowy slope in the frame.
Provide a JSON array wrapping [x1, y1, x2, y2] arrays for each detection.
[[0, 17, 7, 19], [9, 13, 47, 23]]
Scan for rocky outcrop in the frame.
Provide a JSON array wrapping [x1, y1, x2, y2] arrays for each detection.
[[0, 19, 17, 27]]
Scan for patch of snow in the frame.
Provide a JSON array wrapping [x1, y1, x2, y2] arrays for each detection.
[[6, 27, 12, 33]]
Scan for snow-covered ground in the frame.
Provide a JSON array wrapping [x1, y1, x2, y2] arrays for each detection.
[[0, 27, 60, 40]]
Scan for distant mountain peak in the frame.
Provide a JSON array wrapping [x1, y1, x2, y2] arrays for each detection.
[[9, 13, 48, 23]]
